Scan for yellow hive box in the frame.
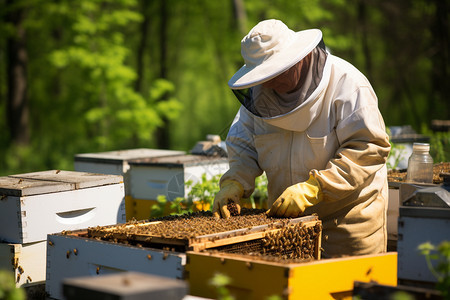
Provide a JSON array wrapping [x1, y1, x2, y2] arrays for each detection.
[[125, 196, 213, 221], [186, 251, 397, 300], [125, 195, 264, 221]]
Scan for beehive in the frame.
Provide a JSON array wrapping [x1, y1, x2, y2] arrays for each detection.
[[0, 170, 125, 288], [0, 241, 47, 286], [74, 148, 185, 194], [126, 154, 229, 220], [186, 251, 398, 300], [87, 211, 321, 259], [46, 231, 186, 300], [0, 170, 125, 244], [46, 211, 322, 300]]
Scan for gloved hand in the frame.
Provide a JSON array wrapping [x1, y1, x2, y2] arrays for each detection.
[[267, 175, 322, 217], [212, 180, 244, 219]]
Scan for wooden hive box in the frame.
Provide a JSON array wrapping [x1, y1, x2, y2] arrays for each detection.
[[62, 272, 188, 300], [74, 148, 185, 195], [186, 251, 398, 300], [126, 154, 229, 220], [46, 231, 186, 300], [0, 241, 47, 287], [0, 170, 125, 288], [0, 170, 125, 244], [46, 213, 321, 300]]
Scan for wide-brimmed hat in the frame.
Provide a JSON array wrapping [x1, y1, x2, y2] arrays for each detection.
[[228, 19, 322, 89]]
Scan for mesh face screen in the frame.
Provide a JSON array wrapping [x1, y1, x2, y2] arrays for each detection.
[[232, 46, 328, 119]]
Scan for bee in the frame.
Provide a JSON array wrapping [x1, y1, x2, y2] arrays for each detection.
[[12, 258, 19, 269], [48, 240, 54, 246], [96, 267, 100, 274], [73, 248, 78, 256], [18, 179, 23, 184], [147, 254, 152, 260], [18, 266, 24, 274], [66, 250, 71, 259], [0, 195, 7, 201], [16, 273, 21, 283], [27, 276, 32, 282], [162, 252, 169, 260], [56, 170, 61, 174]]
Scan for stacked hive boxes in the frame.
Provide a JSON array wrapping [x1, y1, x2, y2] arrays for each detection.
[[0, 170, 125, 287], [127, 154, 229, 219], [74, 148, 185, 221], [74, 149, 229, 220]]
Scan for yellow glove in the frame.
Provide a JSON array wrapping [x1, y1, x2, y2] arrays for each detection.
[[212, 180, 244, 219], [267, 175, 321, 217]]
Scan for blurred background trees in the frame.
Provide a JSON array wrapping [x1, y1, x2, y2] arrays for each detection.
[[0, 0, 448, 175]]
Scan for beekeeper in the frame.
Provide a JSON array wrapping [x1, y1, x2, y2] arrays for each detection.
[[212, 19, 391, 258]]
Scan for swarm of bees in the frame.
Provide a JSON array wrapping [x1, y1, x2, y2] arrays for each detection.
[[88, 209, 322, 262], [260, 222, 322, 260], [226, 200, 240, 216], [90, 209, 272, 241]]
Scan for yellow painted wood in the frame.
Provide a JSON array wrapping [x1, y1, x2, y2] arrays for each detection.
[[125, 196, 211, 221], [125, 196, 157, 221], [186, 252, 398, 300], [187, 252, 289, 300], [288, 252, 397, 299]]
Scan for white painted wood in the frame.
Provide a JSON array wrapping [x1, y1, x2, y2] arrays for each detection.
[[46, 233, 186, 300], [388, 187, 399, 239], [0, 241, 47, 287], [0, 176, 73, 197], [8, 170, 123, 190], [129, 155, 229, 201], [0, 183, 125, 244], [74, 148, 185, 164], [74, 149, 186, 196]]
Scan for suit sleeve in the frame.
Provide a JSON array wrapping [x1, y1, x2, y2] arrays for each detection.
[[220, 107, 264, 198], [311, 86, 391, 201]]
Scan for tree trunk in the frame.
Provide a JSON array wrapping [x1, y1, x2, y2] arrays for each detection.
[[6, 0, 30, 146], [135, 0, 150, 94], [430, 0, 449, 119], [232, 0, 247, 35], [156, 0, 170, 149], [357, 0, 373, 81]]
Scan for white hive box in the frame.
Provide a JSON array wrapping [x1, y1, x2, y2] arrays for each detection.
[[46, 231, 186, 300], [74, 148, 185, 195], [128, 154, 229, 201], [0, 241, 47, 287], [0, 170, 125, 244]]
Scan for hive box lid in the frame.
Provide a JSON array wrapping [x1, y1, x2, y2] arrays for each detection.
[[0, 170, 123, 196], [63, 272, 188, 300], [128, 154, 228, 168], [74, 148, 185, 164]]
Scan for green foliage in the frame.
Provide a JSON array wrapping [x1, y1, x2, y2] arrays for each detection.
[[420, 126, 450, 163], [149, 174, 221, 218], [249, 174, 269, 209], [387, 141, 407, 171], [0, 270, 25, 300], [0, 0, 447, 177], [418, 241, 450, 298], [149, 173, 269, 218], [149, 195, 169, 218], [186, 174, 221, 210], [209, 273, 234, 300]]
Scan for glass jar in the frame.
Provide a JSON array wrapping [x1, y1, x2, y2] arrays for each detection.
[[406, 143, 434, 184]]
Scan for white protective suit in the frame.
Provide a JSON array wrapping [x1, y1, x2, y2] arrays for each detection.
[[222, 46, 391, 257]]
